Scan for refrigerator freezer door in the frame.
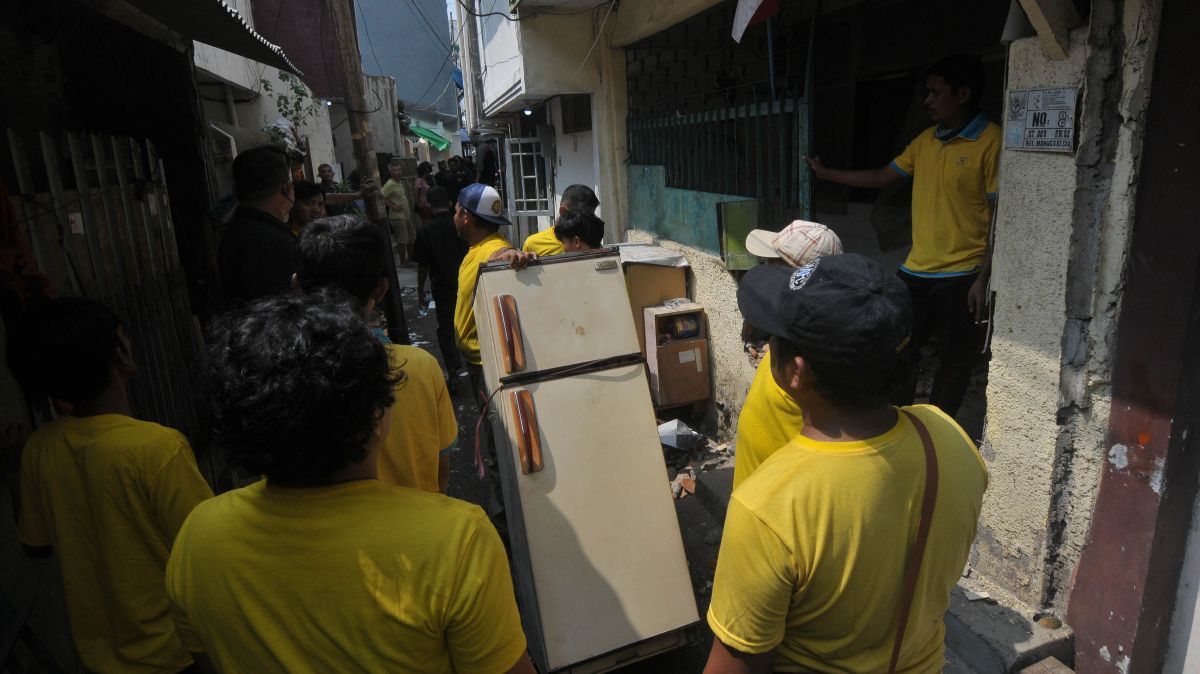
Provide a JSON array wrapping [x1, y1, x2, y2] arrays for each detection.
[[495, 362, 699, 671], [475, 253, 642, 391]]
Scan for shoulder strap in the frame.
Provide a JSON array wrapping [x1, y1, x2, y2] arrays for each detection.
[[889, 410, 940, 674]]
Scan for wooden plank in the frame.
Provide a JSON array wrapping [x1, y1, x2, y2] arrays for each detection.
[[38, 132, 83, 295], [1018, 0, 1082, 60], [132, 138, 193, 432], [29, 194, 70, 296], [67, 132, 108, 300], [6, 129, 50, 276], [113, 137, 175, 425], [148, 144, 201, 435]]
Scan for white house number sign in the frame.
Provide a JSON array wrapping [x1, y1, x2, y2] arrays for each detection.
[[1005, 87, 1078, 152]]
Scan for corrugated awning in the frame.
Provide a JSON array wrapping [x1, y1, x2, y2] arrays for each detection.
[[410, 124, 451, 152], [121, 0, 301, 74]]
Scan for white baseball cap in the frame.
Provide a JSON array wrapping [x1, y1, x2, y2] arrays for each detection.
[[745, 220, 843, 267], [457, 183, 511, 226]]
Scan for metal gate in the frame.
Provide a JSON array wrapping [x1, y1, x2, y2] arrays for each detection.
[[627, 93, 812, 247], [5, 129, 204, 442], [504, 137, 553, 243]]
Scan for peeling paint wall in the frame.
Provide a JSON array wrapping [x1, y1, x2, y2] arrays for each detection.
[[974, 29, 1090, 607], [977, 0, 1162, 619], [626, 229, 756, 440]]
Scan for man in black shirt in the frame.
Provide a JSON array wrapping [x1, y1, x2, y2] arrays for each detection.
[[218, 146, 297, 306], [413, 187, 468, 389]]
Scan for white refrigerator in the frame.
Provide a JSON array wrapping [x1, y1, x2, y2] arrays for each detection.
[[473, 249, 700, 673]]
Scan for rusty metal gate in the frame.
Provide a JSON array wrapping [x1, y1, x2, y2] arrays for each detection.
[[6, 129, 203, 442], [627, 92, 813, 231]]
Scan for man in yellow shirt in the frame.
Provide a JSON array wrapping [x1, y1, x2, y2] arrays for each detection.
[[14, 297, 213, 674], [522, 184, 600, 256], [705, 255, 987, 674], [168, 291, 533, 673], [805, 54, 1000, 417], [382, 161, 416, 265], [453, 183, 534, 540], [734, 220, 843, 489], [296, 214, 457, 493]]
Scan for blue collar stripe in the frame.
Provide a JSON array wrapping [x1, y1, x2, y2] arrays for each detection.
[[958, 112, 989, 141]]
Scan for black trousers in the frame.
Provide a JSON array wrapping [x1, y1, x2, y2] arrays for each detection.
[[896, 270, 988, 418], [433, 291, 461, 374], [466, 362, 509, 546]]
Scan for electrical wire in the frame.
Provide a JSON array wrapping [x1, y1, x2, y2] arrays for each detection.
[[403, 0, 452, 49], [572, 0, 616, 77], [458, 0, 612, 21], [527, 1, 613, 16], [457, 0, 516, 22], [355, 0, 387, 75], [410, 8, 469, 107]]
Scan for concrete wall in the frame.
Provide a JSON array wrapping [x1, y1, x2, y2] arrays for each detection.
[[973, 30, 1090, 607], [1166, 493, 1200, 673], [195, 58, 336, 181], [519, 10, 601, 97], [978, 0, 1163, 621], [629, 164, 746, 253], [548, 97, 599, 224], [330, 75, 401, 170], [626, 230, 756, 441], [478, 0, 524, 114], [193, 0, 335, 176], [609, 0, 725, 47]]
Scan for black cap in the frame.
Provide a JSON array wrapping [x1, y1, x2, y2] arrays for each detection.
[[738, 254, 912, 376]]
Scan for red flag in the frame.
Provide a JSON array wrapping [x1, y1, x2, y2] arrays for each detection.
[[732, 0, 780, 43]]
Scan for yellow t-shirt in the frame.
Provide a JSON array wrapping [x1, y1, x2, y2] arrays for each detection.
[[455, 233, 513, 365], [732, 351, 804, 489], [708, 405, 988, 673], [522, 226, 564, 257], [17, 414, 213, 674], [890, 113, 1001, 275], [382, 178, 412, 224], [166, 479, 527, 674], [380, 344, 457, 492]]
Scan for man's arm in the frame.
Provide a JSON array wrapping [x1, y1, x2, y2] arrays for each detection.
[[488, 248, 537, 270], [703, 639, 775, 674], [149, 439, 214, 543], [805, 156, 905, 189], [705, 500, 796, 673], [505, 654, 537, 674], [967, 199, 997, 321], [324, 178, 381, 205]]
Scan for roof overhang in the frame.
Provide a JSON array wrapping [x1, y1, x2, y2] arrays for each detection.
[[118, 0, 301, 74]]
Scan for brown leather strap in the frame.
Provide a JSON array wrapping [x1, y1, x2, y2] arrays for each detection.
[[889, 410, 940, 674]]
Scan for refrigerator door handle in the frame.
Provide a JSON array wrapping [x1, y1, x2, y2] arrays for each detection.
[[509, 390, 544, 474], [493, 294, 527, 374]]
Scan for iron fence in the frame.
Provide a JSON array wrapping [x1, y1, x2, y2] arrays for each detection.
[[627, 92, 813, 225]]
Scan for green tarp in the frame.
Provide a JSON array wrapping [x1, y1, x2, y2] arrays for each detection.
[[409, 124, 451, 152]]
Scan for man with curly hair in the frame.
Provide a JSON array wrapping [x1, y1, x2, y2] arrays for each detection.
[[295, 214, 457, 493], [166, 291, 533, 673], [14, 297, 213, 674]]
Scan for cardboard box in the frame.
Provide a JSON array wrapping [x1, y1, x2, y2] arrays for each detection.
[[644, 303, 711, 407], [626, 264, 688, 355]]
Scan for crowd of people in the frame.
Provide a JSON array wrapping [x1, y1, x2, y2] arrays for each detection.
[[12, 53, 994, 674]]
